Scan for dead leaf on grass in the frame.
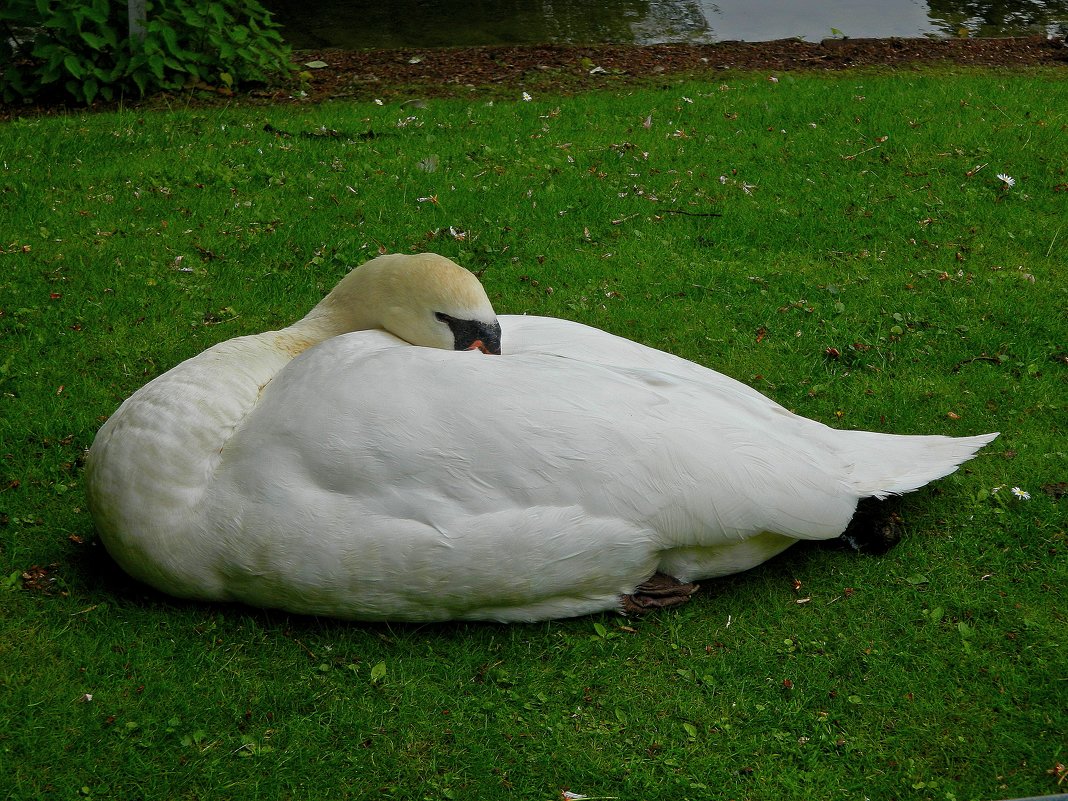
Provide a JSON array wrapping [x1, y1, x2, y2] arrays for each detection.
[[1041, 482, 1067, 500], [21, 563, 59, 593]]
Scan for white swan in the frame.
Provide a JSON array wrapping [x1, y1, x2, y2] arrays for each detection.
[[86, 253, 997, 622]]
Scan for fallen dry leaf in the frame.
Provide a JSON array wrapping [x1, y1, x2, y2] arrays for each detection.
[[21, 563, 59, 593]]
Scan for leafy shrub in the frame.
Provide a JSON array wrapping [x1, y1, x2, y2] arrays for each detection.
[[1, 0, 292, 105]]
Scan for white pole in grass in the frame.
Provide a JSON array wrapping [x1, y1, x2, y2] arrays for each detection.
[[128, 0, 147, 43]]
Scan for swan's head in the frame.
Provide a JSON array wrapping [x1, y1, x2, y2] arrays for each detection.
[[316, 253, 502, 354]]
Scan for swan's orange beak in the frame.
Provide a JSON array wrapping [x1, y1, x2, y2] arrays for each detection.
[[466, 340, 498, 355]]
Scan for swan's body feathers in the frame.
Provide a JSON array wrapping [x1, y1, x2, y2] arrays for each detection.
[[86, 254, 997, 622]]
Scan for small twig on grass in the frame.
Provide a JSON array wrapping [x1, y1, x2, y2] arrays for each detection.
[[841, 145, 880, 161], [659, 208, 722, 217], [289, 637, 317, 660], [263, 123, 376, 140], [952, 354, 1004, 372], [1046, 224, 1062, 259]]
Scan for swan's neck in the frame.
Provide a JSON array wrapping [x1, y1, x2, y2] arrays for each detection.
[[272, 302, 374, 357], [85, 317, 347, 594]]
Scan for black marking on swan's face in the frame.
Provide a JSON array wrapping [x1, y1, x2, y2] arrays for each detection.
[[435, 312, 502, 355]]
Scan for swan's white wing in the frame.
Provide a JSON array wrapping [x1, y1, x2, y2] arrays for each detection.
[[501, 314, 766, 387], [501, 315, 997, 497], [204, 333, 861, 619]]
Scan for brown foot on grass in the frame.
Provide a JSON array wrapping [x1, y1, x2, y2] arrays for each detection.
[[620, 572, 700, 615]]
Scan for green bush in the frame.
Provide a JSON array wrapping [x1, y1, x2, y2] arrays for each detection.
[[1, 0, 291, 105]]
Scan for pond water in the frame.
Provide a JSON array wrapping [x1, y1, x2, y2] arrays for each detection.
[[263, 0, 1068, 50]]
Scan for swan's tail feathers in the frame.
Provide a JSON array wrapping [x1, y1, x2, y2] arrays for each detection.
[[842, 431, 999, 499]]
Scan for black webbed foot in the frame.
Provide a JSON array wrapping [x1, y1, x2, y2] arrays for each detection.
[[835, 496, 903, 555]]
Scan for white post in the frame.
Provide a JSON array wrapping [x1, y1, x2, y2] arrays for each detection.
[[128, 0, 146, 43]]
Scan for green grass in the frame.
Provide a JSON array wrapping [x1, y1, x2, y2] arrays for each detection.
[[1, 69, 1066, 800]]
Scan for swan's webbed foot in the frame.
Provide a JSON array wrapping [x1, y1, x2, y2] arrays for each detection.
[[620, 572, 700, 615], [837, 497, 903, 555]]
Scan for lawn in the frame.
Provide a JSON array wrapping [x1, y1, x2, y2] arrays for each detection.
[[1, 69, 1066, 800]]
